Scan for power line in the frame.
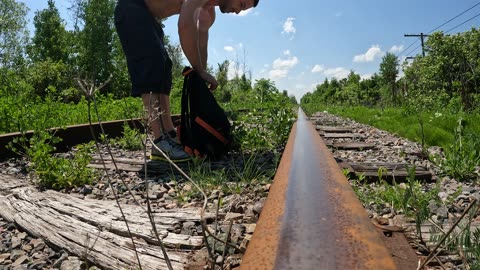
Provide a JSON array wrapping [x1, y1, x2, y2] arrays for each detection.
[[445, 12, 480, 33], [396, 39, 419, 57], [398, 1, 480, 58], [427, 1, 480, 34], [404, 33, 429, 56], [405, 43, 422, 57]]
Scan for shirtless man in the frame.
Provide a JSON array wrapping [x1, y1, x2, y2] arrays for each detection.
[[114, 0, 259, 161]]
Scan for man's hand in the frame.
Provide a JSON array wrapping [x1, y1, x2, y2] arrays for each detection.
[[198, 70, 218, 91]]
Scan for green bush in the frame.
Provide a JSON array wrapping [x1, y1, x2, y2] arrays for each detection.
[[232, 93, 296, 151], [8, 130, 96, 190], [439, 118, 480, 181]]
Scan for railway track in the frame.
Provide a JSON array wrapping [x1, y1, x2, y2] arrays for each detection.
[[0, 109, 473, 269]]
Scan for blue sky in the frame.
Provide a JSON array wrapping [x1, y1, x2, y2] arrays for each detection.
[[19, 0, 480, 101]]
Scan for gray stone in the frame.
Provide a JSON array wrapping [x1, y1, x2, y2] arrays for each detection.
[[231, 224, 246, 236], [0, 253, 11, 264], [81, 185, 93, 195], [253, 200, 265, 216], [11, 236, 22, 249], [52, 251, 68, 268], [225, 213, 243, 221], [60, 256, 85, 270], [29, 259, 48, 269], [436, 205, 449, 220], [183, 221, 196, 229], [12, 255, 28, 266], [10, 249, 26, 261]]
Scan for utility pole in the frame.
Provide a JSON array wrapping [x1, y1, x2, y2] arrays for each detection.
[[404, 33, 430, 57]]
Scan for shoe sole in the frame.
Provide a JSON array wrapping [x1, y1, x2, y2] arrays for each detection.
[[150, 155, 192, 162]]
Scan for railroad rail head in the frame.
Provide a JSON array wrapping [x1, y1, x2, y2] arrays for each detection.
[[240, 108, 397, 270]]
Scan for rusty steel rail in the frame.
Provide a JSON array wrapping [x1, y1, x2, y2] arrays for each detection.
[[0, 116, 188, 160], [0, 118, 144, 160], [240, 108, 397, 270]]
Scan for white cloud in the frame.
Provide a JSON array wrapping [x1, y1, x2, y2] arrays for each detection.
[[224, 46, 234, 52], [353, 45, 384, 63], [272, 56, 298, 70], [269, 69, 289, 80], [389, 45, 404, 53], [268, 53, 299, 80], [282, 17, 296, 38], [335, 11, 343, 17], [323, 67, 350, 79], [311, 64, 325, 73], [361, 73, 373, 80]]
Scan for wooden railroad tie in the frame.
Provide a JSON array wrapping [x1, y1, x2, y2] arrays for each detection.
[[337, 161, 433, 183], [0, 174, 212, 270]]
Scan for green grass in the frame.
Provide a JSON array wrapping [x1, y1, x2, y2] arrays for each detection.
[[305, 105, 480, 149], [0, 94, 143, 134]]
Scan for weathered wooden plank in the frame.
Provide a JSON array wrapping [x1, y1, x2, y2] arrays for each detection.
[[89, 159, 192, 174], [6, 188, 205, 248], [88, 162, 142, 172], [316, 126, 352, 133], [355, 170, 432, 182], [91, 156, 146, 165], [1, 194, 187, 269], [350, 163, 428, 172], [0, 174, 211, 269], [0, 174, 28, 194], [332, 142, 375, 150], [322, 133, 358, 139]]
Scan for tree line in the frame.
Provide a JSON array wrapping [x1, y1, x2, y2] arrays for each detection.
[[0, 0, 294, 105], [301, 28, 480, 113]]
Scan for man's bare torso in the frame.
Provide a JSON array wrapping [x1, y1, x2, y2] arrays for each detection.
[[145, 0, 214, 19]]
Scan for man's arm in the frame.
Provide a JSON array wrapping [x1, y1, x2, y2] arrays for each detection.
[[178, 0, 208, 72], [178, 0, 218, 89], [198, 7, 215, 69]]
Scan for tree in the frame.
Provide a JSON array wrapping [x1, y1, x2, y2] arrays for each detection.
[[78, 0, 116, 86], [403, 29, 480, 111], [379, 52, 399, 105], [29, 0, 68, 63], [254, 78, 278, 103], [0, 0, 28, 70], [214, 60, 232, 102], [165, 35, 185, 77]]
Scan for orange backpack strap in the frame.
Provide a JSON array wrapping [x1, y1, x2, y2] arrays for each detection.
[[195, 117, 229, 145]]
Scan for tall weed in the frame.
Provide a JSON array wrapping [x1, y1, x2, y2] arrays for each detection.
[[8, 130, 96, 190], [439, 118, 480, 181]]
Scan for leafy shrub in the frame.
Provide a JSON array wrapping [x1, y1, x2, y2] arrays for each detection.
[[439, 118, 480, 181], [8, 130, 96, 190], [232, 94, 296, 151], [113, 123, 144, 150]]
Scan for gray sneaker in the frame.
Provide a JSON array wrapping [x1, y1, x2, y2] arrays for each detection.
[[151, 137, 191, 162]]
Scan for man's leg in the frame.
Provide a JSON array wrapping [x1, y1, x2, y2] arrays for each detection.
[[142, 93, 176, 137], [158, 94, 175, 133], [142, 93, 163, 139], [143, 92, 190, 161]]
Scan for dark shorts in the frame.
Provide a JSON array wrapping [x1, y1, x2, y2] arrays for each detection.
[[114, 0, 172, 96]]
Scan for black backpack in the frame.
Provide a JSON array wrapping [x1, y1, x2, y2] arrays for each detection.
[[178, 67, 232, 159]]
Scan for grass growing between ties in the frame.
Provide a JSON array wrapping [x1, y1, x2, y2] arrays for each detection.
[[428, 203, 480, 269], [310, 105, 480, 182], [172, 153, 278, 204], [305, 105, 480, 150], [348, 166, 443, 221], [7, 130, 96, 190]]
